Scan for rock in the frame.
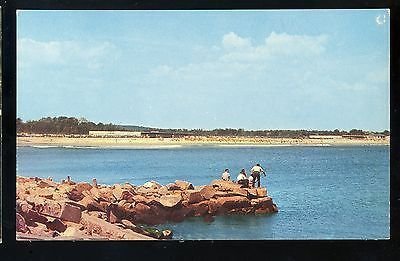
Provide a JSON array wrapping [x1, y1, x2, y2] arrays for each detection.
[[76, 196, 104, 212], [168, 207, 193, 222], [67, 188, 85, 202], [75, 182, 93, 194], [246, 188, 258, 198], [134, 202, 151, 214], [121, 219, 136, 230], [16, 213, 29, 233], [256, 188, 267, 197], [38, 188, 54, 200], [186, 190, 203, 204], [39, 200, 63, 217], [157, 186, 170, 195], [188, 201, 209, 217], [199, 186, 216, 200], [60, 203, 82, 223], [108, 209, 120, 224], [80, 213, 154, 240], [174, 180, 194, 190], [38, 179, 57, 188], [121, 190, 135, 201], [208, 196, 251, 215], [61, 227, 80, 237], [46, 218, 67, 233], [142, 181, 161, 189], [22, 210, 48, 225], [132, 195, 156, 205], [157, 194, 182, 208], [112, 184, 124, 201], [89, 187, 101, 201], [166, 183, 181, 191]]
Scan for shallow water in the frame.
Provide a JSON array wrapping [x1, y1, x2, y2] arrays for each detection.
[[16, 145, 390, 239]]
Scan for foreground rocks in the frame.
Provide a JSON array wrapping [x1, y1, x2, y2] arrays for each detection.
[[17, 176, 278, 240]]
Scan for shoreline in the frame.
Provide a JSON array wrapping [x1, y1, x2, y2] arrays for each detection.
[[17, 136, 390, 149]]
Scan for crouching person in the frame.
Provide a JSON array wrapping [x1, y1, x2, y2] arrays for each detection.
[[236, 169, 249, 188]]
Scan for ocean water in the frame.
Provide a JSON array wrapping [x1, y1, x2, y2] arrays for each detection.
[[16, 145, 390, 239]]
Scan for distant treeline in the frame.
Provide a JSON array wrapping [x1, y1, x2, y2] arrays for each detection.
[[17, 117, 123, 134], [17, 116, 390, 138], [147, 128, 390, 138]]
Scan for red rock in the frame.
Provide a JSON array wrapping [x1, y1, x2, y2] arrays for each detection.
[[208, 196, 251, 215], [38, 188, 54, 200], [157, 186, 169, 195], [80, 213, 153, 240], [132, 195, 155, 205], [75, 182, 93, 194], [121, 190, 135, 201], [46, 218, 67, 232], [16, 213, 30, 233], [39, 200, 63, 217], [38, 179, 57, 188], [108, 209, 120, 224], [134, 202, 151, 214], [256, 188, 267, 197], [75, 196, 104, 212], [246, 188, 258, 198], [157, 194, 182, 208], [189, 202, 209, 217], [60, 203, 82, 223], [112, 184, 124, 201], [168, 207, 193, 222], [200, 186, 216, 200], [23, 210, 48, 225], [174, 180, 194, 190], [166, 183, 181, 191], [67, 188, 84, 202], [186, 190, 203, 204]]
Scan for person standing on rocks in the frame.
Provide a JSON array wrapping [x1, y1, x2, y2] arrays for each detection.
[[236, 169, 249, 187], [221, 168, 231, 181], [250, 163, 266, 188]]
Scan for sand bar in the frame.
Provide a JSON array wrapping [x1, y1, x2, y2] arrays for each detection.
[[17, 136, 389, 148]]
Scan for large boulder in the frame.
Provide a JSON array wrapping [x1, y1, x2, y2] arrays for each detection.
[[75, 182, 93, 194], [188, 201, 209, 217], [37, 179, 57, 189], [16, 213, 29, 233], [208, 196, 251, 215], [142, 181, 162, 189], [185, 190, 203, 204], [174, 180, 194, 190], [77, 196, 105, 212], [67, 188, 85, 202], [46, 218, 67, 233], [199, 186, 216, 200], [60, 203, 82, 223], [256, 188, 267, 197], [157, 194, 182, 208]]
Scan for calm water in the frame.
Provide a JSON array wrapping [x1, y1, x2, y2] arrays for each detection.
[[16, 145, 390, 239]]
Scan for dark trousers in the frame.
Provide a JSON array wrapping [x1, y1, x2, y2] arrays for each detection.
[[238, 179, 249, 188], [253, 172, 261, 187]]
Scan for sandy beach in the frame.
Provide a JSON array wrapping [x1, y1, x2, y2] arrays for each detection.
[[17, 135, 389, 148]]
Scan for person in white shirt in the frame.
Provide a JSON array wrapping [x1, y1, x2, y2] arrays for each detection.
[[250, 163, 266, 188], [221, 169, 230, 181], [236, 169, 249, 187], [248, 174, 254, 188]]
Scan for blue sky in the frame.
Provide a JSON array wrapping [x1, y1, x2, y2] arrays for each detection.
[[17, 10, 390, 131]]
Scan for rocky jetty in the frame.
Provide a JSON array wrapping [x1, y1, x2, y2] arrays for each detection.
[[16, 176, 278, 240]]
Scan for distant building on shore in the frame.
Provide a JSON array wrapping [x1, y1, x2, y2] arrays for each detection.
[[308, 135, 338, 139], [88, 130, 141, 138]]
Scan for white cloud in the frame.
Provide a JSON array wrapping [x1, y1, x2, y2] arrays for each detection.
[[220, 31, 328, 62], [222, 32, 251, 49], [18, 38, 117, 70]]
